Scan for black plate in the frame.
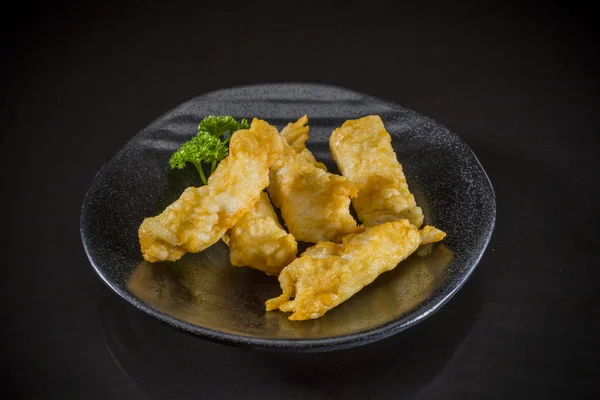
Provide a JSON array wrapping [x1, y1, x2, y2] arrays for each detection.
[[80, 83, 495, 351]]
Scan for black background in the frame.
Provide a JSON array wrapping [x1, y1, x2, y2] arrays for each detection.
[[2, 1, 598, 398]]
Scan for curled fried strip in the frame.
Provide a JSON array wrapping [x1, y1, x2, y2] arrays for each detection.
[[266, 220, 446, 320]]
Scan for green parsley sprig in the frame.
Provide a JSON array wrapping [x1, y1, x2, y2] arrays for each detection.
[[169, 116, 250, 185]]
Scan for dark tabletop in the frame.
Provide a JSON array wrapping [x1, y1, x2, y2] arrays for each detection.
[[2, 1, 598, 399]]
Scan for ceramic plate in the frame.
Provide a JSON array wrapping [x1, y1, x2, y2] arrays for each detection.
[[80, 83, 495, 351]]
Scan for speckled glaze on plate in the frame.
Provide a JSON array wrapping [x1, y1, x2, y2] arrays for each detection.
[[80, 83, 495, 352]]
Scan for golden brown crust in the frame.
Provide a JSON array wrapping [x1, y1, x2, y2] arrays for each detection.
[[138, 119, 284, 262], [266, 220, 445, 320], [330, 115, 424, 227], [268, 117, 359, 243], [226, 192, 298, 276]]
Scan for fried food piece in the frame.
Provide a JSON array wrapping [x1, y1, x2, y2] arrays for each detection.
[[266, 220, 446, 320], [219, 117, 311, 273], [220, 117, 317, 273], [265, 242, 454, 335], [223, 191, 298, 276], [419, 225, 447, 245], [280, 115, 326, 170], [138, 119, 284, 262], [330, 115, 424, 227], [268, 117, 359, 243], [280, 115, 310, 153]]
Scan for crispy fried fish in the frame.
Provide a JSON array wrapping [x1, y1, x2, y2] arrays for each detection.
[[268, 117, 358, 243], [223, 191, 297, 276], [330, 115, 424, 227], [265, 220, 445, 320], [138, 119, 284, 262]]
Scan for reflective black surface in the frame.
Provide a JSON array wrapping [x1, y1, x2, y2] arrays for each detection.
[[80, 83, 494, 350], [3, 1, 598, 398]]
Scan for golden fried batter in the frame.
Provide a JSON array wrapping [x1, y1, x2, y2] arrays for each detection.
[[266, 220, 446, 320], [330, 115, 424, 227], [224, 191, 297, 276], [280, 115, 310, 153], [138, 119, 284, 262], [268, 117, 358, 243], [221, 117, 311, 273], [419, 225, 447, 245], [279, 115, 326, 170]]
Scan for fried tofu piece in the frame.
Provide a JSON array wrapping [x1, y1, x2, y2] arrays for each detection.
[[330, 115, 424, 227], [266, 220, 446, 320], [223, 191, 298, 276], [268, 117, 359, 243], [138, 119, 284, 262]]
